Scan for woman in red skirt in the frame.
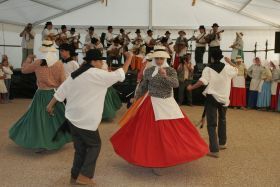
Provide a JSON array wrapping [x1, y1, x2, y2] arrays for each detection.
[[111, 46, 208, 168], [270, 60, 280, 111], [230, 56, 247, 109]]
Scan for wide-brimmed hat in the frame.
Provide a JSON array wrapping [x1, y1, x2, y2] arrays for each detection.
[[108, 26, 113, 30], [178, 30, 186, 35], [212, 23, 219, 28], [39, 40, 57, 52], [70, 28, 76, 32], [135, 29, 141, 33], [88, 26, 94, 31], [45, 21, 52, 26], [165, 31, 171, 35], [61, 25, 66, 30], [83, 49, 106, 62], [151, 46, 170, 59], [120, 28, 125, 33], [147, 29, 153, 34], [199, 25, 205, 30]]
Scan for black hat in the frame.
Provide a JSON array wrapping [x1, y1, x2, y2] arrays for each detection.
[[59, 43, 73, 52], [88, 26, 94, 31], [135, 29, 141, 33], [83, 49, 106, 62], [199, 25, 205, 30], [46, 21, 52, 26], [211, 49, 224, 61], [108, 26, 113, 30], [120, 28, 124, 33], [212, 23, 219, 28], [147, 29, 153, 34], [165, 31, 171, 35], [70, 28, 76, 32], [61, 25, 66, 30], [91, 37, 98, 44], [71, 50, 78, 57]]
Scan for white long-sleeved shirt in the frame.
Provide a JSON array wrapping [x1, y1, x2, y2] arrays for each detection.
[[2, 66, 13, 79], [199, 64, 238, 106], [54, 68, 125, 131]]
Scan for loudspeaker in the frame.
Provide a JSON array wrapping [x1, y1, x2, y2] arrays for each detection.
[[275, 32, 280, 53]]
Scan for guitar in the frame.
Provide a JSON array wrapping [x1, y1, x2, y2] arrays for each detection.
[[204, 30, 224, 44]]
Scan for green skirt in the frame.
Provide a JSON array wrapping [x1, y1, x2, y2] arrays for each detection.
[[102, 87, 122, 120], [9, 89, 72, 150]]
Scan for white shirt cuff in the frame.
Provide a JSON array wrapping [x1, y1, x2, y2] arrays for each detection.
[[54, 92, 65, 102], [116, 68, 126, 82], [199, 78, 208, 85]]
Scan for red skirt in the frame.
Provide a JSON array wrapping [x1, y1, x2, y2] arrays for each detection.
[[110, 96, 209, 168], [230, 87, 247, 107], [173, 54, 180, 70], [271, 83, 280, 110]]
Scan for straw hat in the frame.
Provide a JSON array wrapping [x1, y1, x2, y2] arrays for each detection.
[[178, 30, 186, 35], [39, 40, 57, 53], [151, 46, 170, 59], [38, 40, 58, 67]]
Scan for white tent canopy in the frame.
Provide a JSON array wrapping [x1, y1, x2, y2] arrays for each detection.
[[0, 0, 279, 68], [0, 0, 280, 28]]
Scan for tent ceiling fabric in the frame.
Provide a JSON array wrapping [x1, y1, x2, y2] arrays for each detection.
[[0, 0, 279, 28]]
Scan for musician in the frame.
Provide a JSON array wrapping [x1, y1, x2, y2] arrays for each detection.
[[144, 29, 155, 54], [20, 23, 35, 63], [175, 30, 188, 56], [133, 29, 143, 44], [131, 29, 145, 56], [107, 38, 123, 67], [42, 21, 56, 41], [55, 25, 70, 47], [165, 31, 173, 45], [160, 37, 173, 65], [118, 28, 130, 51], [195, 25, 207, 65], [207, 23, 222, 63], [68, 28, 80, 49], [90, 38, 104, 54], [105, 26, 114, 48], [85, 26, 100, 46]]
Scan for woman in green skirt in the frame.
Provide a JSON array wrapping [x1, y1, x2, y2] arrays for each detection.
[[101, 61, 122, 120], [9, 40, 71, 152]]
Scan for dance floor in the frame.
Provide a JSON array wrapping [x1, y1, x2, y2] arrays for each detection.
[[0, 99, 279, 187]]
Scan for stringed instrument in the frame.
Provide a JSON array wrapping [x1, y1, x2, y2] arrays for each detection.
[[204, 30, 224, 44]]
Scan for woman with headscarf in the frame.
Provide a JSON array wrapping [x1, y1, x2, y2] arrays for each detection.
[[110, 46, 208, 169], [230, 32, 244, 63], [229, 56, 247, 109], [256, 60, 272, 110], [9, 40, 71, 152], [270, 60, 280, 111]]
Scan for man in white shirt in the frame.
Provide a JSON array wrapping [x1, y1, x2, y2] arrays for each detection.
[[195, 25, 207, 65], [105, 26, 114, 48], [84, 26, 100, 46], [188, 49, 238, 158], [207, 23, 222, 63], [59, 43, 79, 78], [47, 49, 132, 185], [42, 21, 57, 41], [144, 29, 155, 54], [20, 23, 35, 63]]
